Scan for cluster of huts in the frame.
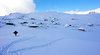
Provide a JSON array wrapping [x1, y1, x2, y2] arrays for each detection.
[[20, 17, 60, 28], [0, 17, 94, 32]]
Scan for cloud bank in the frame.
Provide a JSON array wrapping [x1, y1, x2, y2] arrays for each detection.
[[65, 8, 100, 14], [0, 0, 36, 16]]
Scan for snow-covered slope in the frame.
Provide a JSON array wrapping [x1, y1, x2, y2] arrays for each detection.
[[0, 11, 100, 55]]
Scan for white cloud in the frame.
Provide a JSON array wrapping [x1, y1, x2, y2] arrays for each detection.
[[0, 0, 36, 16], [65, 8, 100, 14]]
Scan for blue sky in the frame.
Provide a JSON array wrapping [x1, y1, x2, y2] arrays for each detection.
[[0, 0, 100, 16], [34, 0, 100, 12]]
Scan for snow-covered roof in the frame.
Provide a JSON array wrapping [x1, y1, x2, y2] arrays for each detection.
[[87, 23, 93, 26], [78, 27, 84, 30], [29, 24, 38, 26]]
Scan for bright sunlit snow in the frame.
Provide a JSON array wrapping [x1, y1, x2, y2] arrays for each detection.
[[0, 11, 100, 55]]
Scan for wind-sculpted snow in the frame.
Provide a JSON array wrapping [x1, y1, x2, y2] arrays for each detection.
[[0, 37, 35, 55]]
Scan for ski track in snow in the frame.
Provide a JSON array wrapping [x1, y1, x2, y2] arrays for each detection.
[[0, 37, 35, 55], [8, 38, 64, 55]]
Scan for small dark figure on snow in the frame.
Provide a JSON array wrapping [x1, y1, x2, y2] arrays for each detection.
[[13, 31, 18, 36]]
